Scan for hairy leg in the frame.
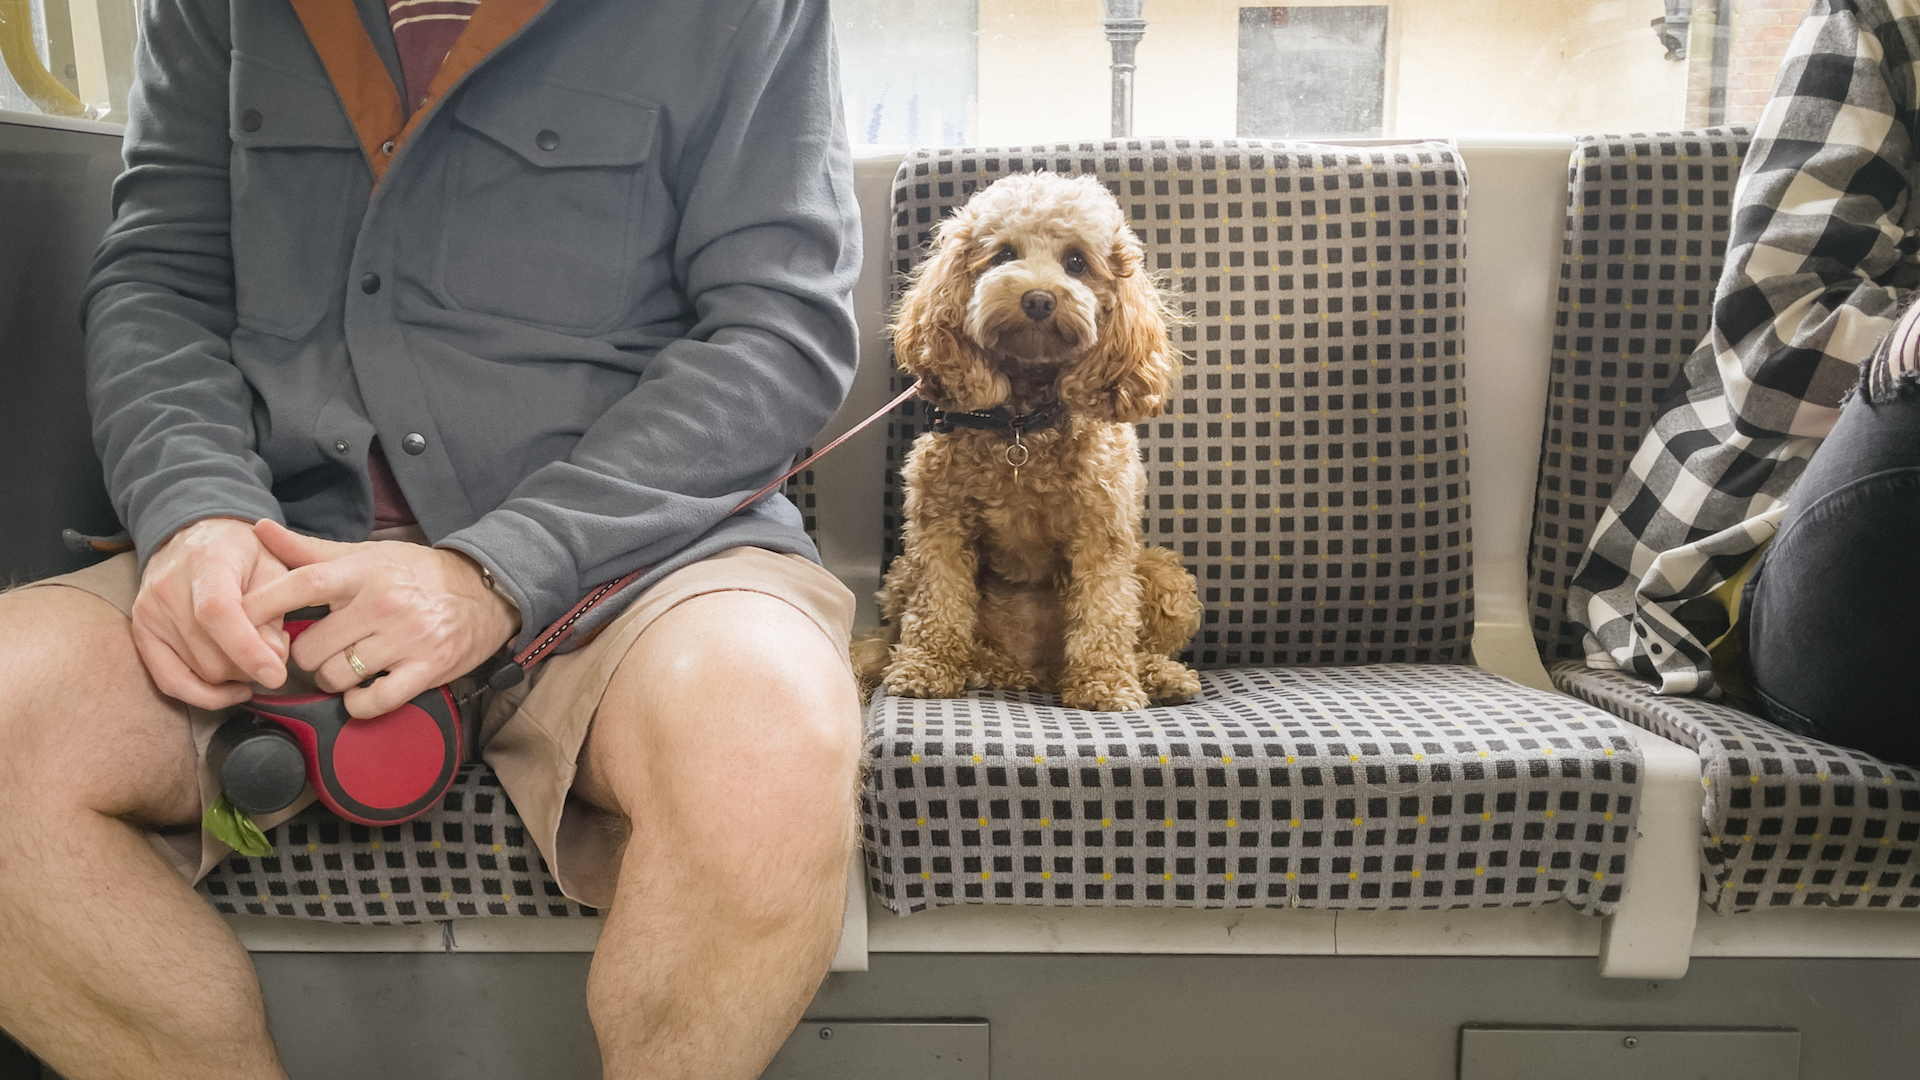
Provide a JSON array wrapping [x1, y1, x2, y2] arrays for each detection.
[[575, 591, 861, 1080], [0, 586, 284, 1080]]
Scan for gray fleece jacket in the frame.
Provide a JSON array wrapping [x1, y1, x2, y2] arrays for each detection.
[[82, 0, 861, 650]]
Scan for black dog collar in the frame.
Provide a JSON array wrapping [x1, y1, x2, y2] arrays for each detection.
[[930, 399, 1067, 437]]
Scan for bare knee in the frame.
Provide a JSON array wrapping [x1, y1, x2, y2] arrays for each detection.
[[0, 587, 199, 828], [592, 593, 862, 912]]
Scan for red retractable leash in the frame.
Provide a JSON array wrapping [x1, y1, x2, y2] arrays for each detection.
[[228, 610, 463, 825], [215, 382, 921, 826]]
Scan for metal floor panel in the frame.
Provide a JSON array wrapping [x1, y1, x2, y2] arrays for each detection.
[[186, 952, 1920, 1079], [1459, 1028, 1802, 1080], [764, 1022, 989, 1080]]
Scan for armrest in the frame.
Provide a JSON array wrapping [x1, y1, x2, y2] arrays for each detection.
[[1597, 722, 1703, 978]]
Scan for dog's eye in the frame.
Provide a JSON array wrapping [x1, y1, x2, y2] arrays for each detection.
[[1062, 251, 1088, 276], [993, 246, 1018, 265]]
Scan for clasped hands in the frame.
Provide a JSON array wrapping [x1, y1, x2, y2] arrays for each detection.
[[130, 517, 521, 718]]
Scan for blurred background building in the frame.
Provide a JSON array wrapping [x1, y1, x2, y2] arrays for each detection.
[[828, 0, 1808, 147], [0, 1, 1811, 142]]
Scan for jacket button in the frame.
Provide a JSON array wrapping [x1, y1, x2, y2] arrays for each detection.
[[402, 433, 427, 455], [360, 272, 382, 294], [380, 140, 396, 155], [535, 129, 559, 151], [334, 439, 349, 453], [240, 109, 263, 132]]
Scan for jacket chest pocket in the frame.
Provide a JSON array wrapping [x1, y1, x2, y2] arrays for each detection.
[[228, 52, 366, 341], [436, 79, 659, 333]]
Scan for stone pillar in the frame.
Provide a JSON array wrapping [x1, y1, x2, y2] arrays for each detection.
[[1101, 0, 1146, 138]]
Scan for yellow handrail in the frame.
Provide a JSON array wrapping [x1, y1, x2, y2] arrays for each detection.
[[0, 0, 86, 117]]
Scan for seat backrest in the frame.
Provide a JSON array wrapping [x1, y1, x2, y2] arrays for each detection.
[[1526, 128, 1751, 664], [0, 117, 125, 585], [883, 140, 1474, 668]]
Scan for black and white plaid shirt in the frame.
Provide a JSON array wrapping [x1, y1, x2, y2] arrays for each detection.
[[1569, 0, 1920, 694]]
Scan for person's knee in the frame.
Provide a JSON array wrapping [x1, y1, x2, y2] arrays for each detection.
[[0, 587, 88, 708], [0, 587, 198, 827], [623, 591, 860, 772], [0, 588, 104, 762], [599, 593, 862, 897], [652, 622, 862, 834]]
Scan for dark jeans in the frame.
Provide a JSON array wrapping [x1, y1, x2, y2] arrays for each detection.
[[1745, 379, 1920, 767]]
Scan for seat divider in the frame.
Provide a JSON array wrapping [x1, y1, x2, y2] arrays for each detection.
[[1597, 724, 1702, 978], [832, 852, 870, 972]]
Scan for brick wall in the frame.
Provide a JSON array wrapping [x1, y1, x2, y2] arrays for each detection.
[[1685, 0, 1807, 125], [1727, 0, 1807, 121]]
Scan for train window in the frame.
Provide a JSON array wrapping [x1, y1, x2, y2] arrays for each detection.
[[833, 0, 1802, 146], [0, 0, 135, 123], [0, 1, 1799, 138], [1237, 6, 1389, 137]]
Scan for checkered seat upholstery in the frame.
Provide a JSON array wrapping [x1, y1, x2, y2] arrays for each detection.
[[200, 764, 598, 923], [1527, 129, 1920, 912], [864, 140, 1647, 918]]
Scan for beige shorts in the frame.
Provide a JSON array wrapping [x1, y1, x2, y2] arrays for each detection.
[[26, 545, 855, 909]]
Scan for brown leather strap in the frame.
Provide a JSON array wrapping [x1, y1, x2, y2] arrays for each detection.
[[289, 0, 551, 184]]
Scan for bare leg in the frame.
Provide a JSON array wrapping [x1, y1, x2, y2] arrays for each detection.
[[575, 592, 861, 1079], [0, 587, 285, 1080]]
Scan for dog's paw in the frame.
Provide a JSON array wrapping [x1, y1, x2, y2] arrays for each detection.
[[1059, 671, 1149, 713], [1140, 656, 1201, 705], [967, 666, 1038, 693], [883, 649, 969, 699]]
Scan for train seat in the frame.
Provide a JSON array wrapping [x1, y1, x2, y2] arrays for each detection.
[[1525, 128, 1920, 914], [861, 143, 1647, 923]]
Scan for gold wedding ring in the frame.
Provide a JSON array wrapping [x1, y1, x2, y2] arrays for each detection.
[[345, 646, 369, 681]]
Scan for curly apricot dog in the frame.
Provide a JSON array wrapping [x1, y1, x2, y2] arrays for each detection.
[[857, 172, 1202, 712]]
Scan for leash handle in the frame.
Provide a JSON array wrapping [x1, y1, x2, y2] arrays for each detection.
[[492, 379, 923, 689]]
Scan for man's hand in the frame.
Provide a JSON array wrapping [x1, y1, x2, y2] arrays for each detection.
[[132, 517, 293, 709], [241, 519, 521, 718]]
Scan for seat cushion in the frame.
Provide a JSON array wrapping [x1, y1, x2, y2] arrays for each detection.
[[864, 664, 1643, 916], [1551, 662, 1920, 912], [198, 764, 598, 923]]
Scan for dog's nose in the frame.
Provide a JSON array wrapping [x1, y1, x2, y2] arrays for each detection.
[[1021, 290, 1056, 322]]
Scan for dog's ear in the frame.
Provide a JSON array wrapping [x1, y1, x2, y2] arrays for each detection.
[[1061, 225, 1177, 424], [891, 210, 1007, 412]]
